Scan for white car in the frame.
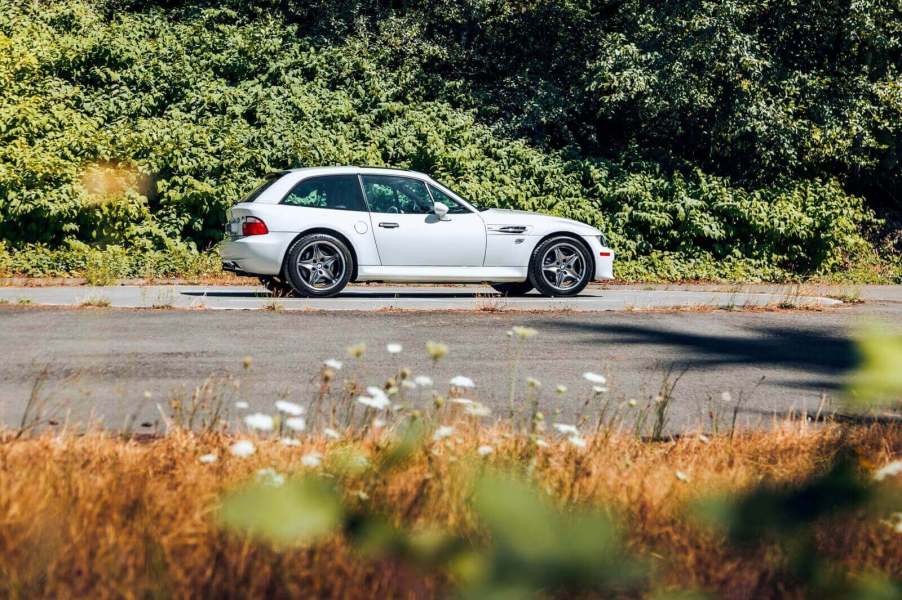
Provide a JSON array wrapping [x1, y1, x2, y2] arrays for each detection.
[[221, 167, 614, 297]]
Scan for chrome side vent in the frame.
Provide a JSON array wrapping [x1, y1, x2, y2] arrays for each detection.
[[487, 224, 529, 234]]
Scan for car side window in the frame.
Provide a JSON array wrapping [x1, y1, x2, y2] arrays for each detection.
[[281, 175, 367, 211], [428, 184, 471, 214], [360, 175, 434, 214]]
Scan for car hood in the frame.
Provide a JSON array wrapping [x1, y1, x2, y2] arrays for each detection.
[[480, 208, 600, 235]]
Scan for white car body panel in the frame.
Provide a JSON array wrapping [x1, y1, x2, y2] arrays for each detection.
[[371, 212, 486, 266], [357, 266, 526, 282], [220, 166, 615, 284]]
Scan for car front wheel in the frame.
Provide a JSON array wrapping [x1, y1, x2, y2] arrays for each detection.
[[284, 233, 353, 298], [528, 236, 592, 297]]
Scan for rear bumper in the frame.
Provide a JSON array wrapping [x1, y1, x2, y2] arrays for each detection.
[[582, 236, 615, 280], [220, 233, 294, 276]]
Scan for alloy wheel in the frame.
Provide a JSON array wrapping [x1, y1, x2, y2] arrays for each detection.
[[295, 241, 345, 291], [539, 242, 586, 292]]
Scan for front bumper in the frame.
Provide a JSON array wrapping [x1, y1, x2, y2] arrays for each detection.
[[582, 236, 615, 280]]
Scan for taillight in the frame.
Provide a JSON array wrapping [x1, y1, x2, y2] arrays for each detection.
[[242, 216, 269, 236]]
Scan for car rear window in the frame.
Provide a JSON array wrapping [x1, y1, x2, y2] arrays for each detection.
[[281, 175, 368, 212], [239, 174, 282, 203]]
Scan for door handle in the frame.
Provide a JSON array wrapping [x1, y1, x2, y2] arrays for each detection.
[[379, 222, 399, 228]]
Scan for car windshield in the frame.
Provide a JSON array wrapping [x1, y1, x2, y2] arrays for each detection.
[[432, 180, 490, 211]]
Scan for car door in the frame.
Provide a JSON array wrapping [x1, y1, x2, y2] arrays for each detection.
[[360, 174, 486, 266]]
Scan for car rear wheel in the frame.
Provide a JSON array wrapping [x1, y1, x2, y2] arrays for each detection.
[[528, 236, 592, 297], [284, 233, 353, 298], [490, 281, 534, 296]]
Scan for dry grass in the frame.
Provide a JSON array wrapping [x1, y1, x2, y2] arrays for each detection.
[[0, 423, 898, 598]]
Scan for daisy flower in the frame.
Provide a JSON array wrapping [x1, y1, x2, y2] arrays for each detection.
[[229, 440, 256, 458], [244, 413, 274, 431], [275, 400, 304, 416], [449, 375, 475, 389]]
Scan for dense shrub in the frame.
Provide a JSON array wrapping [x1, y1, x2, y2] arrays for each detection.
[[0, 0, 897, 281]]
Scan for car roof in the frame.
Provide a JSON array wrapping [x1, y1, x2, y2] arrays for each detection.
[[268, 166, 430, 179]]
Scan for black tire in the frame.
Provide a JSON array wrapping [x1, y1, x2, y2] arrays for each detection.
[[490, 281, 534, 296], [259, 276, 295, 297], [284, 233, 353, 298], [528, 236, 593, 297]]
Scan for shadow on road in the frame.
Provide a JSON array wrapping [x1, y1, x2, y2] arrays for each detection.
[[546, 320, 860, 389]]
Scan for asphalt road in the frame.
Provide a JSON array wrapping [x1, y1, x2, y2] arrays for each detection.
[[0, 284, 842, 311], [1, 288, 899, 432]]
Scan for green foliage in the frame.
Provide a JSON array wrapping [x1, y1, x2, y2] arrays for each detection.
[[219, 477, 344, 545], [0, 241, 222, 280], [696, 455, 900, 598], [847, 328, 902, 410], [0, 0, 897, 282], [220, 468, 645, 597]]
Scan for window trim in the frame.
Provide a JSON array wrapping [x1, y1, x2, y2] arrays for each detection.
[[425, 182, 475, 215], [278, 174, 369, 212], [358, 174, 437, 215]]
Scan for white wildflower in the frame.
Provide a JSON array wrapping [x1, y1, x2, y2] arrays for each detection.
[[357, 395, 390, 410], [414, 375, 433, 387], [275, 400, 304, 416], [324, 358, 343, 370], [244, 413, 274, 431], [198, 453, 218, 464], [535, 438, 549, 448], [477, 445, 494, 456], [386, 343, 403, 354], [555, 385, 567, 395], [285, 417, 306, 432], [367, 386, 390, 401], [280, 438, 301, 447], [526, 377, 541, 389], [373, 418, 386, 428], [234, 401, 249, 409], [568, 436, 587, 449], [675, 470, 690, 483], [592, 385, 608, 394], [229, 439, 256, 458], [721, 391, 732, 402], [873, 460, 902, 481], [449, 375, 475, 388], [886, 513, 902, 534], [301, 452, 322, 467], [433, 425, 455, 440], [323, 428, 340, 439], [553, 423, 579, 435], [401, 380, 417, 390], [583, 372, 607, 384], [256, 467, 285, 487], [347, 342, 366, 359], [627, 398, 637, 407], [698, 433, 711, 444], [450, 397, 474, 405], [464, 402, 491, 417]]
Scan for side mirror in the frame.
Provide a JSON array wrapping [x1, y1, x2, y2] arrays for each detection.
[[433, 201, 449, 219]]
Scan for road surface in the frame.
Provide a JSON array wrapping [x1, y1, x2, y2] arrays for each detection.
[[0, 283, 842, 311], [0, 284, 898, 432]]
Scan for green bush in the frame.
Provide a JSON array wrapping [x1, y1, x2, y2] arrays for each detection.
[[0, 0, 897, 282]]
